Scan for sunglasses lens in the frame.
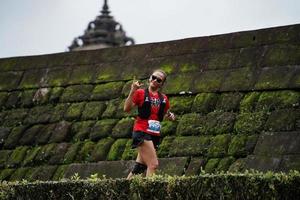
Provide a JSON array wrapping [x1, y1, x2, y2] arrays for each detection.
[[151, 75, 162, 83]]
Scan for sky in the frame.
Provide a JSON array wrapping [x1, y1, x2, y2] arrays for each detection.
[[0, 0, 300, 58]]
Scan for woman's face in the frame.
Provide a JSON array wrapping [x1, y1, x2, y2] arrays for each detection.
[[149, 71, 165, 88]]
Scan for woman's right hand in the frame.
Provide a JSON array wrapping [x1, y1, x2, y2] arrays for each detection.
[[131, 81, 143, 92]]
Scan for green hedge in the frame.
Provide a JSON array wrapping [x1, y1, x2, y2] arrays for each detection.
[[0, 171, 299, 200]]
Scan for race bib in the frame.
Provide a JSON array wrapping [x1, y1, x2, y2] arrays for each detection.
[[147, 120, 161, 134]]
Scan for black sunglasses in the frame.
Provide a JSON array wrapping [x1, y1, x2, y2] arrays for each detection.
[[150, 75, 163, 83]]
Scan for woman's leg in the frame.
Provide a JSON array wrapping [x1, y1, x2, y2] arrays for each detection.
[[126, 152, 146, 179], [138, 140, 159, 177]]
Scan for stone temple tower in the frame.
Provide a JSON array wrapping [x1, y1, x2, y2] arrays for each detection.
[[68, 0, 135, 51]]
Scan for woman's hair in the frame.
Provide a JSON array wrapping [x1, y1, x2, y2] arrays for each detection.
[[152, 69, 167, 83]]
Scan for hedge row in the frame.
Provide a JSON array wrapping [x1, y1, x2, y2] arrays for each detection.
[[0, 171, 299, 200]]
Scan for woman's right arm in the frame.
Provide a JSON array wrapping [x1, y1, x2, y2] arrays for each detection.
[[124, 81, 143, 112]]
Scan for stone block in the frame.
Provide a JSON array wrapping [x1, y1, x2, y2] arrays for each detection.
[[48, 143, 71, 165], [194, 70, 226, 92], [19, 89, 36, 107], [91, 137, 115, 161], [169, 136, 210, 157], [290, 65, 300, 88], [101, 98, 122, 118], [44, 67, 72, 87], [216, 156, 235, 171], [64, 102, 86, 121], [68, 65, 96, 84], [176, 113, 205, 136], [261, 44, 300, 67], [49, 103, 69, 122], [7, 146, 29, 168], [4, 126, 26, 149], [160, 121, 178, 137], [256, 90, 300, 111], [157, 157, 188, 176], [192, 93, 219, 114], [0, 168, 15, 181], [215, 92, 244, 112], [22, 146, 42, 167], [91, 82, 124, 101], [52, 165, 69, 181], [253, 132, 299, 156], [64, 161, 133, 179], [169, 96, 194, 115], [71, 121, 95, 142], [243, 155, 282, 172], [228, 158, 246, 172], [63, 142, 83, 164], [0, 127, 10, 148], [4, 91, 21, 108], [0, 92, 8, 107], [107, 138, 129, 161], [0, 71, 23, 90], [279, 155, 300, 172], [34, 144, 57, 165], [26, 165, 58, 181], [75, 140, 96, 162], [19, 69, 47, 89], [221, 67, 257, 91], [24, 105, 54, 125], [121, 140, 138, 160], [0, 150, 12, 168], [111, 118, 134, 138], [48, 121, 72, 143], [234, 111, 268, 134], [9, 167, 30, 181], [204, 158, 220, 173], [81, 101, 107, 120], [89, 119, 118, 141], [60, 85, 94, 103], [235, 47, 262, 68], [115, 99, 138, 118], [228, 134, 248, 157], [157, 136, 175, 158], [254, 66, 295, 90], [95, 62, 124, 83], [206, 50, 236, 70], [35, 124, 56, 145], [264, 109, 297, 131], [19, 125, 43, 146], [239, 92, 261, 112], [185, 157, 206, 176], [204, 111, 236, 135], [48, 87, 64, 103], [207, 134, 231, 158], [2, 108, 28, 127], [164, 72, 195, 94]]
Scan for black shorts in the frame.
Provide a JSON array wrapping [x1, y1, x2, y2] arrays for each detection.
[[132, 131, 161, 150]]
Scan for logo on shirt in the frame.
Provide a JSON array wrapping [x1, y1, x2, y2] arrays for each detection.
[[151, 97, 161, 107]]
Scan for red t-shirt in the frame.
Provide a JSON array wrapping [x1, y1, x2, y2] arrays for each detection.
[[132, 89, 170, 136]]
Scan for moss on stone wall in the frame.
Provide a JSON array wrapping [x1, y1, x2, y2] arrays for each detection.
[[192, 93, 219, 114], [107, 138, 129, 161]]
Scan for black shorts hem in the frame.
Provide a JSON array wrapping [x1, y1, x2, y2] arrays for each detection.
[[132, 131, 160, 150]]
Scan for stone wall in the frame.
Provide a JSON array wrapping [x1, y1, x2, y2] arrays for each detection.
[[0, 24, 299, 181]]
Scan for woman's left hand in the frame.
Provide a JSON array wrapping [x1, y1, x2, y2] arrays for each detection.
[[165, 111, 176, 121]]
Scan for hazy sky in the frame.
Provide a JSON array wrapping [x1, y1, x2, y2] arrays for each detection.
[[0, 0, 300, 58]]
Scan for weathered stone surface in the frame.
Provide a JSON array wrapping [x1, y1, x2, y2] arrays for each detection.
[[207, 50, 237, 70], [121, 140, 137, 160], [0, 71, 23, 91], [48, 143, 70, 165], [90, 137, 115, 161], [204, 158, 220, 173], [254, 66, 295, 90], [63, 142, 83, 164], [64, 102, 86, 121], [194, 70, 226, 92], [19, 69, 46, 89], [71, 121, 95, 142], [52, 165, 69, 181], [234, 111, 268, 134], [164, 72, 196, 94], [0, 150, 12, 168], [107, 138, 128, 161], [26, 165, 58, 181], [216, 156, 235, 171], [0, 168, 15, 181], [2, 108, 28, 127], [101, 98, 122, 118], [169, 136, 210, 157], [19, 125, 42, 146], [34, 124, 56, 145], [176, 113, 205, 136], [33, 144, 57, 165], [7, 146, 29, 168], [243, 155, 282, 172], [215, 92, 244, 112], [91, 82, 125, 101], [192, 93, 219, 114], [75, 140, 96, 162], [19, 89, 36, 107], [207, 134, 231, 158], [60, 85, 94, 103], [49, 103, 69, 122], [111, 118, 134, 138], [68, 65, 96, 84], [89, 119, 118, 141], [204, 111, 236, 135], [256, 90, 300, 111], [157, 136, 175, 158], [157, 157, 188, 176], [169, 96, 194, 115], [160, 121, 178, 137], [24, 105, 54, 125], [0, 92, 8, 107], [228, 134, 248, 157], [9, 167, 29, 181], [239, 92, 261, 112], [253, 132, 299, 156], [48, 121, 72, 143], [264, 109, 298, 131], [0, 127, 10, 148], [279, 155, 300, 172], [4, 126, 26, 149], [185, 157, 206, 176], [4, 91, 21, 108], [48, 87, 64, 103], [81, 101, 106, 120], [43, 67, 72, 87], [221, 67, 257, 91]]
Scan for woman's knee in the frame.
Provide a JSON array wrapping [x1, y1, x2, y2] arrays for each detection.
[[147, 160, 159, 170]]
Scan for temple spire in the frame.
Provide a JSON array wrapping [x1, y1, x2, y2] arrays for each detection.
[[68, 0, 135, 51]]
